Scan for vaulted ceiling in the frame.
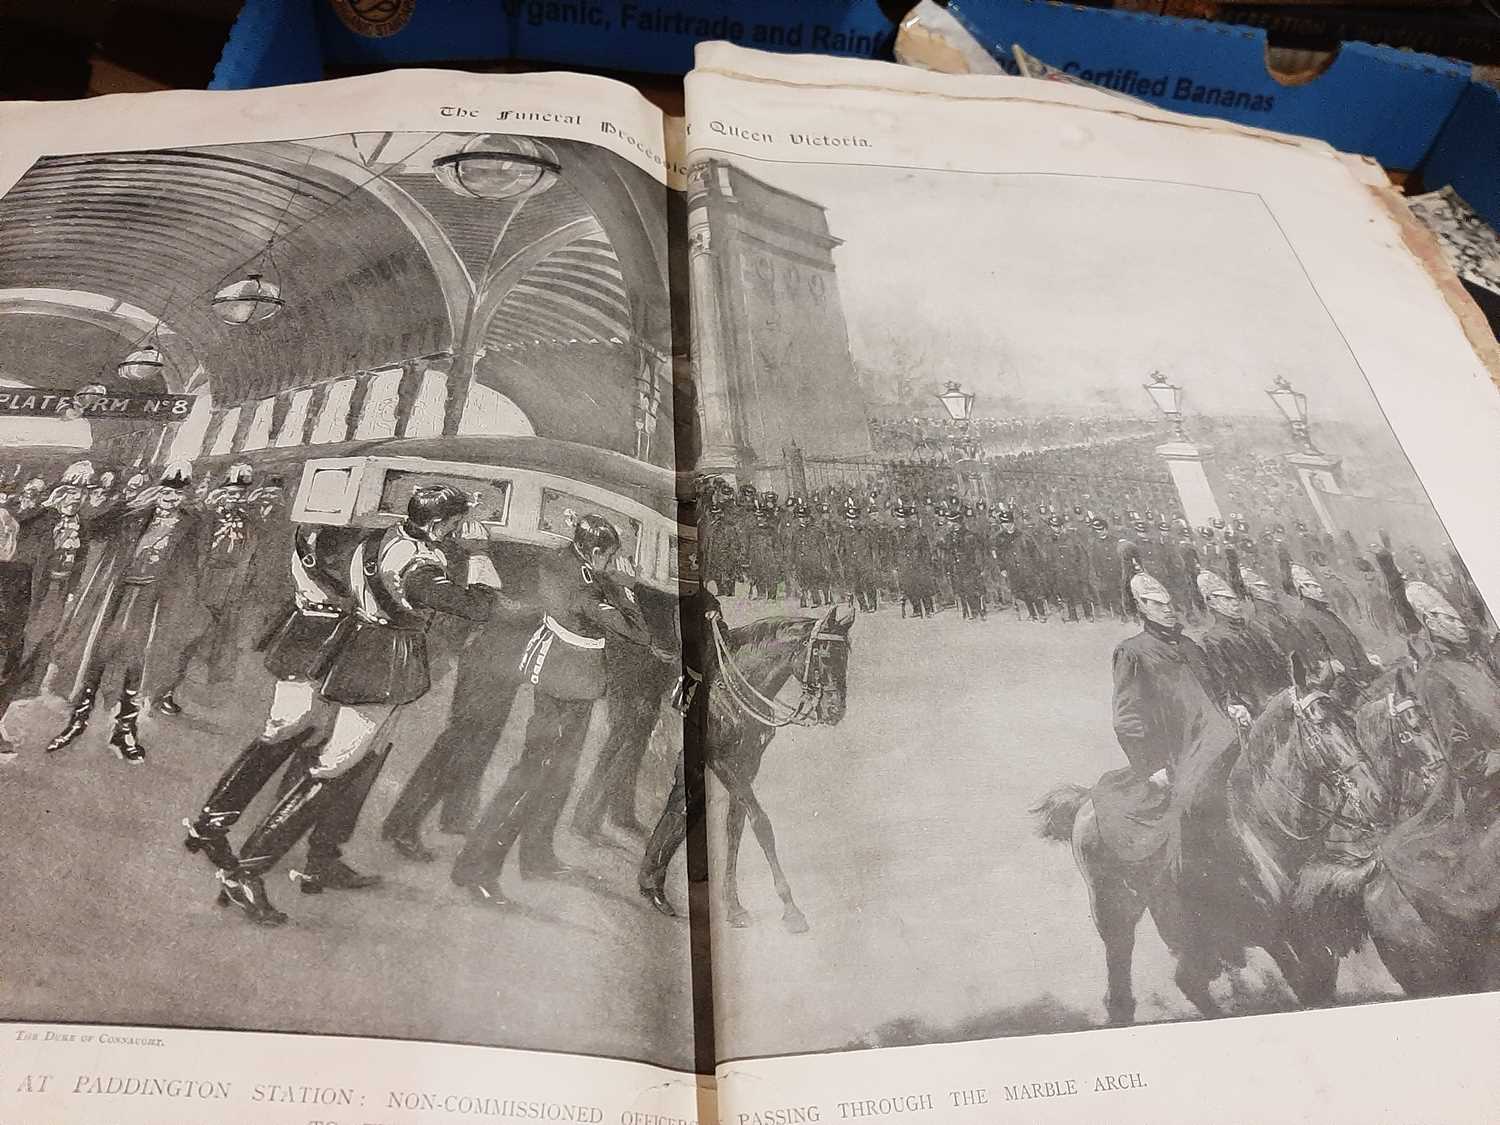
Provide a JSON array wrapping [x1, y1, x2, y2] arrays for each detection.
[[0, 132, 670, 454]]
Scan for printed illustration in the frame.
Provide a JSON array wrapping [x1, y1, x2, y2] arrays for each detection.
[[686, 156, 1500, 1059], [0, 131, 696, 1070]]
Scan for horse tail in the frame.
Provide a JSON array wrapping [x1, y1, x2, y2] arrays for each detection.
[[1032, 784, 1090, 843], [1291, 853, 1379, 957]]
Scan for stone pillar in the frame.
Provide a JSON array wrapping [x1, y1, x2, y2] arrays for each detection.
[[394, 358, 427, 436], [1286, 451, 1344, 533], [685, 163, 752, 476], [1155, 439, 1223, 528]]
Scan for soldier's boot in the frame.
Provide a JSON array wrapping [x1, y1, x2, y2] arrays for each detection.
[[215, 869, 287, 927], [231, 772, 341, 925], [184, 729, 314, 874], [45, 671, 102, 754], [108, 676, 146, 764], [156, 691, 183, 716]]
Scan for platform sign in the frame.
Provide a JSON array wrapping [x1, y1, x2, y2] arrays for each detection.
[[0, 388, 198, 418]]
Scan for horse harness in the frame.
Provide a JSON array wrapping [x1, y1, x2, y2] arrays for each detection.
[[1257, 689, 1379, 841], [709, 611, 846, 729]]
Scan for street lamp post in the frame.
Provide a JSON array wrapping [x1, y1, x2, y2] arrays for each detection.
[[1142, 370, 1222, 528], [934, 380, 986, 501], [1267, 374, 1343, 533]]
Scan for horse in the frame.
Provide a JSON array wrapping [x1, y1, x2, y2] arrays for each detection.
[[1296, 664, 1500, 999], [1033, 657, 1378, 1025], [706, 605, 855, 934]]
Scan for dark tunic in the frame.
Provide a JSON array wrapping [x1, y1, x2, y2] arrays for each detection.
[[1197, 616, 1289, 714], [519, 542, 651, 702], [260, 526, 352, 682], [1093, 622, 1239, 885], [894, 525, 937, 601], [1297, 597, 1374, 680], [320, 525, 495, 706], [1248, 597, 1324, 669], [53, 502, 202, 682]]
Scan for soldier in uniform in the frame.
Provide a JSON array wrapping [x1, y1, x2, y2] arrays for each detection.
[[1236, 557, 1327, 673], [838, 497, 879, 612], [218, 484, 499, 925], [638, 583, 720, 916], [1087, 517, 1121, 619], [452, 515, 652, 907], [1194, 568, 1287, 716], [1286, 559, 1378, 688], [158, 463, 262, 714], [790, 502, 828, 609], [46, 463, 202, 763], [893, 499, 937, 618], [746, 492, 782, 601], [0, 505, 24, 762], [181, 521, 354, 881], [14, 462, 97, 670], [1091, 545, 1245, 993]]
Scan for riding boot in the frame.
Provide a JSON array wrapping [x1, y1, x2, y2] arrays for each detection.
[[235, 771, 339, 884], [45, 668, 102, 754], [109, 674, 146, 764], [184, 729, 313, 872]]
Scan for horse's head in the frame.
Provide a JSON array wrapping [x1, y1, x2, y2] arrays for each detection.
[[799, 605, 855, 725], [1357, 662, 1446, 818], [1288, 654, 1382, 827]]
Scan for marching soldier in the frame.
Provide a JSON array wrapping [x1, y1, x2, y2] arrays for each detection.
[[217, 484, 500, 925], [158, 463, 262, 713], [181, 521, 354, 881], [893, 499, 937, 618], [452, 514, 653, 908], [46, 463, 203, 763], [838, 497, 880, 612], [791, 502, 828, 609]]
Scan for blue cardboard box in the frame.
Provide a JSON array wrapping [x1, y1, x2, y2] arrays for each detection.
[[211, 0, 1500, 225], [211, 0, 900, 89]]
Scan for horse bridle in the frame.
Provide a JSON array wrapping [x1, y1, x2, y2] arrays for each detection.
[[710, 611, 847, 729], [1254, 690, 1375, 842]]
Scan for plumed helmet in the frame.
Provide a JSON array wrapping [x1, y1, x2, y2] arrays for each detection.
[[60, 459, 95, 487], [1405, 580, 1458, 622], [573, 512, 622, 555], [158, 460, 193, 489], [225, 461, 253, 486], [1289, 563, 1321, 595], [1197, 569, 1235, 600]]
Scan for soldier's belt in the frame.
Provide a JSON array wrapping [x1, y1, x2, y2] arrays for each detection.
[[543, 615, 605, 649]]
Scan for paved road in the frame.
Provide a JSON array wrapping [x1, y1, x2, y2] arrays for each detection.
[[708, 594, 1401, 1060]]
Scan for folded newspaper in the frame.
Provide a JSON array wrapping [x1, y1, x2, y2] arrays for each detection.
[[1, 43, 1498, 1125]]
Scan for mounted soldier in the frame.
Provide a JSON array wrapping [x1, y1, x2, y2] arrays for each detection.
[[1092, 544, 1244, 972]]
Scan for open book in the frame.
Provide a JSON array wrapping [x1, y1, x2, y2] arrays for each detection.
[[1, 42, 1498, 1125]]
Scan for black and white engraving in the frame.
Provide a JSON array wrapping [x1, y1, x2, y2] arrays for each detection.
[[685, 156, 1500, 1059], [0, 131, 697, 1069]]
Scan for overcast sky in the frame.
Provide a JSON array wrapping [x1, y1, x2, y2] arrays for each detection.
[[736, 159, 1391, 432]]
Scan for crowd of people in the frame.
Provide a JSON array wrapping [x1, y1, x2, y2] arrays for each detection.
[[696, 471, 1471, 645]]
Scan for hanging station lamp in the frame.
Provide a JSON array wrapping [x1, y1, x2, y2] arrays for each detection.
[[212, 257, 285, 325], [432, 134, 560, 201], [116, 342, 165, 382]]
